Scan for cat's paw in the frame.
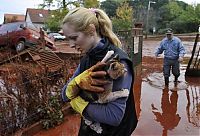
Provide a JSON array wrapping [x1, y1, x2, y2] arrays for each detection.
[[122, 89, 129, 97]]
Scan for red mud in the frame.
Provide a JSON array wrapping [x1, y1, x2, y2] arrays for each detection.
[[35, 111, 81, 136]]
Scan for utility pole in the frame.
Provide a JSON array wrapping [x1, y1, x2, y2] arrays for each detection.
[[145, 1, 156, 39]]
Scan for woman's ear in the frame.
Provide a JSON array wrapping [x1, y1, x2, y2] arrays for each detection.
[[88, 24, 96, 36]]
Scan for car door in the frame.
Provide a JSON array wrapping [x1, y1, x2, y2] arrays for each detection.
[[0, 24, 9, 46], [8, 23, 20, 47]]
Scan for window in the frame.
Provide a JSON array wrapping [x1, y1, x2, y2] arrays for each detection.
[[39, 13, 43, 17]]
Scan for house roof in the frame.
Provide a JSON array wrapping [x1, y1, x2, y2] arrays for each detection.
[[4, 14, 25, 23], [25, 8, 50, 23]]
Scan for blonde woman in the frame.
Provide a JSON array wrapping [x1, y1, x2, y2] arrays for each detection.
[[61, 7, 137, 136]]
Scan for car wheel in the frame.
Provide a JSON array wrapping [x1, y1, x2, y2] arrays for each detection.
[[16, 41, 25, 52]]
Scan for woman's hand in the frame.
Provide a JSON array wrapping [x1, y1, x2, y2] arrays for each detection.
[[75, 62, 109, 92]]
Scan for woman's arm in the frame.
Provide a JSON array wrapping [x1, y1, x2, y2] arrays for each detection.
[[83, 60, 132, 126]]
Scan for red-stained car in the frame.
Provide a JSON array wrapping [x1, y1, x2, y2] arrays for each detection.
[[0, 22, 56, 52]]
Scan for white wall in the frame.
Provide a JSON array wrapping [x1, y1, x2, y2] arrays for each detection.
[[25, 12, 45, 30]]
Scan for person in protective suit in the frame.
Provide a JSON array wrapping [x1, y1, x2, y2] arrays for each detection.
[[61, 7, 138, 136]]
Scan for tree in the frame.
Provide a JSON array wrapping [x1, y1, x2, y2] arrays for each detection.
[[170, 4, 200, 33], [156, 1, 184, 33], [100, 0, 120, 17], [45, 9, 69, 32], [83, 0, 99, 8], [112, 1, 133, 31], [39, 0, 67, 9], [39, 0, 55, 9], [40, 0, 81, 32]]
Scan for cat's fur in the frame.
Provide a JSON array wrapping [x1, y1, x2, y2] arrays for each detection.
[[84, 51, 130, 134], [96, 56, 129, 103]]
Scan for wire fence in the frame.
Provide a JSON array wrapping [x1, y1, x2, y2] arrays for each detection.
[[0, 59, 78, 136]]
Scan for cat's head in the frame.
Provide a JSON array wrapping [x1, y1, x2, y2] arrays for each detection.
[[106, 54, 127, 79]]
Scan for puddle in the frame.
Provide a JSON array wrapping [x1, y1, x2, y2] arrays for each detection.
[[146, 72, 188, 90]]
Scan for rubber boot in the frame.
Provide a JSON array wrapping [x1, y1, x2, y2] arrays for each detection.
[[165, 77, 169, 86]]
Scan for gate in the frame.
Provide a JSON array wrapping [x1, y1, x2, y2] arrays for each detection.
[[117, 27, 143, 68]]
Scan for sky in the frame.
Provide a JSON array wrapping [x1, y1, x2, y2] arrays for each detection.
[[0, 0, 199, 24]]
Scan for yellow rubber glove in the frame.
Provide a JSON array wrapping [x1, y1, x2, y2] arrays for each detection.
[[66, 78, 80, 99], [70, 96, 89, 116], [66, 62, 108, 100], [65, 62, 109, 115], [74, 62, 108, 92], [66, 79, 89, 116]]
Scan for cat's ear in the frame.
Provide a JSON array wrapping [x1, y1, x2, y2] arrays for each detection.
[[113, 54, 120, 61]]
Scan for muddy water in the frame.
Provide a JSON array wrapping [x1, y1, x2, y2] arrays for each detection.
[[132, 57, 199, 136], [34, 40, 199, 136]]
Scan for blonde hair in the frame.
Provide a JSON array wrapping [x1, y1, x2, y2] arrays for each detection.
[[62, 7, 122, 47]]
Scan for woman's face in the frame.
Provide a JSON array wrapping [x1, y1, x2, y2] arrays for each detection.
[[62, 23, 95, 53]]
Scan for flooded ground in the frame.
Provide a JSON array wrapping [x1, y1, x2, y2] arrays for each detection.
[[132, 59, 199, 136], [35, 39, 199, 136]]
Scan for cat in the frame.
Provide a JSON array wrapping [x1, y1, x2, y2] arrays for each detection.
[[79, 50, 129, 103], [83, 50, 130, 134], [96, 51, 129, 103]]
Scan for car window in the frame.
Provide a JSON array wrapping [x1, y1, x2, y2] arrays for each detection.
[[0, 23, 21, 33], [8, 23, 19, 32], [0, 24, 10, 33]]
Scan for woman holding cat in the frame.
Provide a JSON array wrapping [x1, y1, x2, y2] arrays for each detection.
[[61, 7, 138, 136]]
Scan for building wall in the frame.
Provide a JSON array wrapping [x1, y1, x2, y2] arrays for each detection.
[[25, 12, 45, 30], [25, 13, 32, 24]]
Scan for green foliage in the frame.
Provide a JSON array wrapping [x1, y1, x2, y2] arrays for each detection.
[[41, 0, 200, 33], [41, 95, 64, 129], [168, 4, 200, 33], [155, 1, 199, 34], [84, 0, 99, 8], [41, 0, 81, 32], [112, 2, 133, 31], [45, 9, 68, 32], [158, 1, 183, 27], [100, 0, 120, 17]]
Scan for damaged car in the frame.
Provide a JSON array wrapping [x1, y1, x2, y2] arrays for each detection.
[[0, 22, 56, 52]]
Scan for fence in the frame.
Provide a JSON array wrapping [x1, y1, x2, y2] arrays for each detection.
[[0, 59, 78, 135], [117, 28, 143, 67]]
